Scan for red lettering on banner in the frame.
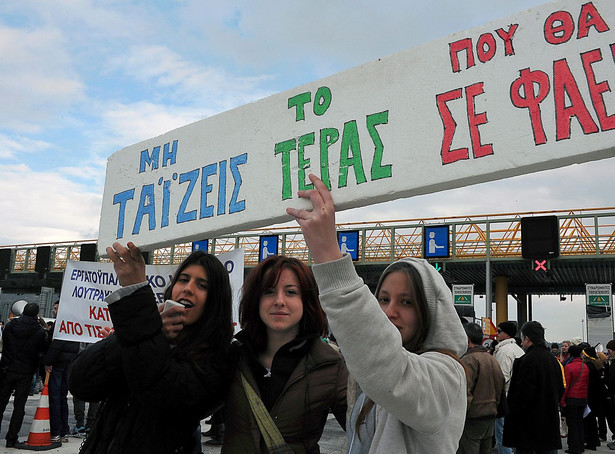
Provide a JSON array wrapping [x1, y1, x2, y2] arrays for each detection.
[[510, 68, 551, 145], [544, 11, 575, 44], [577, 2, 610, 39], [581, 49, 615, 131], [495, 25, 518, 55], [511, 44, 615, 145], [59, 320, 83, 336], [89, 305, 111, 321], [553, 58, 599, 141], [449, 38, 475, 72], [544, 2, 610, 45], [476, 33, 496, 63], [437, 88, 468, 163], [437, 83, 493, 164], [449, 25, 518, 73], [466, 82, 493, 158]]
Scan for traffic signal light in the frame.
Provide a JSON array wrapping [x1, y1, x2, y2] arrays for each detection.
[[531, 259, 549, 272], [521, 216, 559, 259]]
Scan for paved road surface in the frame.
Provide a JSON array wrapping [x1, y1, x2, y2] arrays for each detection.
[[0, 393, 611, 453]]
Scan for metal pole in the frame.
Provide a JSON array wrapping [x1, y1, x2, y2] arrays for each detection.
[[486, 258, 492, 320], [485, 221, 492, 320]]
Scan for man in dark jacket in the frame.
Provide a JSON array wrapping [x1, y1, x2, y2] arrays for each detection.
[[0, 303, 48, 447], [458, 322, 505, 454], [44, 301, 80, 442], [503, 321, 565, 454]]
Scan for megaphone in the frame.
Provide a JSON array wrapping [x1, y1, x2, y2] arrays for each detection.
[[11, 300, 28, 317]]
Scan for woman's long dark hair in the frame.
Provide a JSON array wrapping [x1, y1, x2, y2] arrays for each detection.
[[163, 251, 233, 362], [239, 255, 328, 353]]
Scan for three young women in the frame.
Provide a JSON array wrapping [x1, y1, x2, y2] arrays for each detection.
[[69, 242, 233, 453], [287, 174, 468, 453]]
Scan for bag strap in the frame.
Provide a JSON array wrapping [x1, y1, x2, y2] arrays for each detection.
[[569, 362, 585, 389], [240, 372, 294, 454]]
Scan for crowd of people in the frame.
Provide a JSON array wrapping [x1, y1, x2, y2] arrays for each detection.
[[0, 173, 612, 453], [0, 300, 101, 447]]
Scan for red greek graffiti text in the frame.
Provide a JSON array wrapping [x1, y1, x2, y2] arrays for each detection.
[[581, 47, 615, 132], [437, 82, 493, 164], [544, 2, 610, 45], [510, 68, 551, 145], [553, 58, 599, 141], [449, 24, 518, 73], [510, 45, 615, 145]]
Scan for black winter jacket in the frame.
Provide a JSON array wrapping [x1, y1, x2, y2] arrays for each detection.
[[68, 285, 231, 454], [0, 314, 47, 375], [503, 343, 564, 451], [44, 323, 80, 369]]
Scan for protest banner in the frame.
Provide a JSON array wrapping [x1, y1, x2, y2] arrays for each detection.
[[98, 0, 615, 254], [54, 249, 245, 343]]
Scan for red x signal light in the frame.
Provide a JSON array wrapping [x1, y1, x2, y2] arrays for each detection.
[[533, 259, 548, 271]]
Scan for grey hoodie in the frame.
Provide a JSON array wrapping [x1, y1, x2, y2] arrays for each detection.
[[312, 255, 467, 454]]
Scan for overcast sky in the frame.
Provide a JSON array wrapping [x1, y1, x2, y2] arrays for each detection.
[[1, 0, 613, 342]]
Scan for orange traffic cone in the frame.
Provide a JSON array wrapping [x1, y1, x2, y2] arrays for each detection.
[[17, 372, 62, 451]]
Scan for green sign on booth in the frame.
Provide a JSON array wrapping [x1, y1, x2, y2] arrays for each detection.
[[453, 284, 474, 306], [586, 284, 612, 307]]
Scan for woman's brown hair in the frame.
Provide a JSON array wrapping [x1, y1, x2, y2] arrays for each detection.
[[239, 255, 328, 352]]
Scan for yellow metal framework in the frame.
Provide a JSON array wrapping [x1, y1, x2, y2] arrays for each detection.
[[3, 207, 615, 272]]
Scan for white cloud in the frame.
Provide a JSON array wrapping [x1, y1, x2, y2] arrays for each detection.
[[0, 134, 53, 159], [0, 26, 85, 133], [0, 165, 101, 245], [106, 45, 274, 111], [95, 101, 212, 151]]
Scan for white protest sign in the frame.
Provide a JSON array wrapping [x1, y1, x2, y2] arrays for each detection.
[[215, 247, 244, 333], [98, 0, 615, 254], [54, 248, 245, 343]]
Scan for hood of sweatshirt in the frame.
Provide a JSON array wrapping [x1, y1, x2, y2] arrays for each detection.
[[9, 314, 43, 340], [380, 257, 467, 358]]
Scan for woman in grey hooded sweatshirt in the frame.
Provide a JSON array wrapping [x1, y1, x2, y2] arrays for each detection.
[[287, 174, 468, 454]]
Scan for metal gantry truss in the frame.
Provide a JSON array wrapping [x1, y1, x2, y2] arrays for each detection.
[[3, 207, 615, 272]]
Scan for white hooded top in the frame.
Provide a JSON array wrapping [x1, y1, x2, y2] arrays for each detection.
[[312, 255, 467, 454]]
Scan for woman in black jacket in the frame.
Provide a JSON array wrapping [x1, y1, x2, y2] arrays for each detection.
[[69, 242, 233, 454]]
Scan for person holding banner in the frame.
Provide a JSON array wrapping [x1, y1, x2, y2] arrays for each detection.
[[221, 254, 348, 453], [69, 243, 233, 454], [286, 174, 468, 453]]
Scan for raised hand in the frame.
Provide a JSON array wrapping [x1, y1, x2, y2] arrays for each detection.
[[106, 242, 146, 287], [286, 173, 343, 264]]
